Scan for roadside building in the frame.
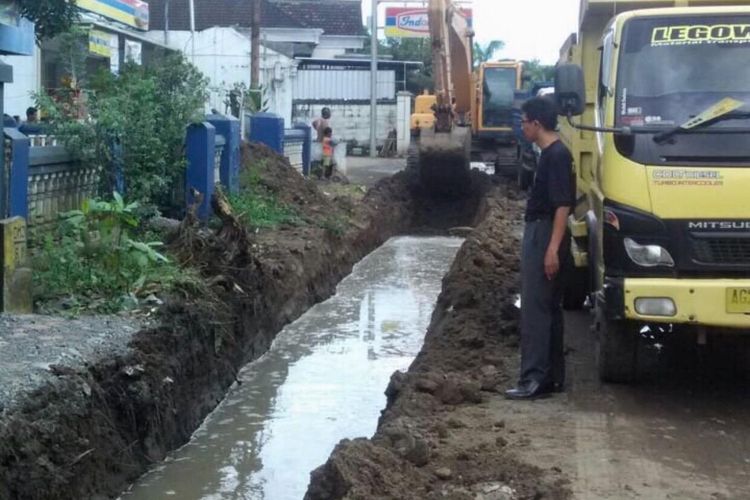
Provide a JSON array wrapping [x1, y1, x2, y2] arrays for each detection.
[[3, 0, 172, 119]]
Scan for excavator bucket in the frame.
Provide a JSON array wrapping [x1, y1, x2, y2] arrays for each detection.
[[417, 126, 472, 198]]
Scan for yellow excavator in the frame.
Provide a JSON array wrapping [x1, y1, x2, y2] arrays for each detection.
[[410, 0, 525, 196]]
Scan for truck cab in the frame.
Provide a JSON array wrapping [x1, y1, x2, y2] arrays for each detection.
[[474, 61, 523, 139], [557, 1, 750, 382]]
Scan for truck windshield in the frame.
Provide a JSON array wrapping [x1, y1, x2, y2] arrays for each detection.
[[616, 15, 750, 130], [482, 67, 516, 127]]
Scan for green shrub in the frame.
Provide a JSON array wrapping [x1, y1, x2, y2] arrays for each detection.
[[33, 193, 192, 314], [36, 54, 209, 212]]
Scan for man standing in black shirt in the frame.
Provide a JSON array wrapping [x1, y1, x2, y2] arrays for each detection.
[[505, 97, 575, 400]]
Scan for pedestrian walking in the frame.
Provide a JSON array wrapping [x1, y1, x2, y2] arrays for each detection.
[[505, 96, 575, 400]]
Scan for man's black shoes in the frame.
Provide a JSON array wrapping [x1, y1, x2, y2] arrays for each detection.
[[504, 380, 552, 400]]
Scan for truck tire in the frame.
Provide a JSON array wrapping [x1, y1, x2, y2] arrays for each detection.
[[595, 305, 638, 383], [562, 258, 588, 310]]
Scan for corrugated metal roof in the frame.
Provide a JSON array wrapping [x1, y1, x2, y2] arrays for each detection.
[[293, 70, 396, 101]]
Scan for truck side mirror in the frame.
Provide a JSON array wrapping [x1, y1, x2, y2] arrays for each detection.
[[555, 64, 585, 116]]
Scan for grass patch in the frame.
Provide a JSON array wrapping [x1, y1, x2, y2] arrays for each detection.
[[318, 215, 349, 237], [228, 191, 304, 229], [231, 159, 304, 229]]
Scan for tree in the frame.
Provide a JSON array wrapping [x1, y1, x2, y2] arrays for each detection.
[[473, 40, 505, 66], [386, 38, 433, 94], [522, 59, 556, 89], [363, 34, 433, 95], [37, 55, 209, 210], [19, 0, 80, 42]]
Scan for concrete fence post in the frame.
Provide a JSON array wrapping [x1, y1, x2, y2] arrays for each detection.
[[396, 91, 413, 156], [185, 122, 216, 221], [248, 112, 285, 153], [206, 114, 241, 195], [1, 216, 32, 313], [4, 128, 30, 219], [294, 123, 312, 176]]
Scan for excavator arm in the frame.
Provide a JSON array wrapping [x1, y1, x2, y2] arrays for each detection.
[[428, 0, 474, 130], [414, 0, 475, 197]]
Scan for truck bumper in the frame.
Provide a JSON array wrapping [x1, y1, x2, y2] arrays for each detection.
[[614, 277, 750, 329]]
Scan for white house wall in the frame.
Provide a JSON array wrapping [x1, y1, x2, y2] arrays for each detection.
[[294, 70, 395, 101], [145, 27, 297, 125], [293, 102, 397, 146], [2, 47, 40, 119]]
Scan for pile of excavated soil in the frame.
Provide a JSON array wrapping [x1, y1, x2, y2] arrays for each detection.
[[241, 142, 334, 219], [305, 183, 571, 500], [0, 143, 490, 500]]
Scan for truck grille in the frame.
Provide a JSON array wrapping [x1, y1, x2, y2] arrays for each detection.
[[690, 236, 750, 265]]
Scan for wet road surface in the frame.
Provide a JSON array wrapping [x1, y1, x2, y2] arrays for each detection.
[[120, 236, 462, 500], [343, 158, 404, 187], [491, 311, 750, 499]]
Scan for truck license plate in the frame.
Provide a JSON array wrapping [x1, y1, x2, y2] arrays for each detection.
[[726, 288, 750, 314]]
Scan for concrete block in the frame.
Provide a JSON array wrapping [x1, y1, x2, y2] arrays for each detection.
[[185, 122, 217, 221], [1, 216, 32, 313]]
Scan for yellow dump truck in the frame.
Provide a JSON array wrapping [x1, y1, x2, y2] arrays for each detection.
[[556, 0, 750, 382]]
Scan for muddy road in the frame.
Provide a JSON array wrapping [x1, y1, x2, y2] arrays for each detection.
[[495, 310, 750, 500]]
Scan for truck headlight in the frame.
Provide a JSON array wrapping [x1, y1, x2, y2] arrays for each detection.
[[635, 297, 677, 317], [623, 238, 675, 267]]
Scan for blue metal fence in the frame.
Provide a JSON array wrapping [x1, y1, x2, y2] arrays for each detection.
[[0, 114, 242, 228]]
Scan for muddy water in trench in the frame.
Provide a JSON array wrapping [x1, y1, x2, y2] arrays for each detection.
[[121, 236, 463, 500]]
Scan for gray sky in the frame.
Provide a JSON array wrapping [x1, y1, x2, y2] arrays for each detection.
[[363, 0, 580, 64]]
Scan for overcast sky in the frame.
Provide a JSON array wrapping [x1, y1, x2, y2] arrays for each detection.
[[362, 0, 580, 64]]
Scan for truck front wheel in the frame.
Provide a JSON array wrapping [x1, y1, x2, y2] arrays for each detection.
[[595, 305, 639, 383]]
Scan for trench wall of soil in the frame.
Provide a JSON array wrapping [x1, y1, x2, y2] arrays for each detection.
[[0, 153, 488, 500]]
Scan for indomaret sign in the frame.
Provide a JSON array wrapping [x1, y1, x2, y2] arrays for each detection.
[[385, 7, 472, 38]]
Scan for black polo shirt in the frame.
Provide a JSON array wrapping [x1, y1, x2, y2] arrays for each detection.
[[525, 140, 575, 221]]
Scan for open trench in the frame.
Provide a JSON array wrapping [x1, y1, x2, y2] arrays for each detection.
[[103, 152, 750, 500], [0, 149, 507, 500], [120, 236, 464, 499], [116, 168, 564, 500]]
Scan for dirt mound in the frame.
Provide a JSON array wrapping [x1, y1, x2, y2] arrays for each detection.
[[306, 182, 571, 499], [241, 142, 331, 216]]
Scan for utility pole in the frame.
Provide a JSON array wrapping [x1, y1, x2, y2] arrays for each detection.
[[164, 0, 170, 46], [369, 0, 378, 158], [251, 0, 261, 88], [189, 0, 195, 63]]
